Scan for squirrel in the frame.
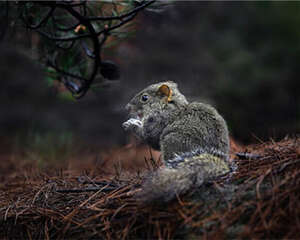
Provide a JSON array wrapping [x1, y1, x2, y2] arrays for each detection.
[[122, 81, 230, 202]]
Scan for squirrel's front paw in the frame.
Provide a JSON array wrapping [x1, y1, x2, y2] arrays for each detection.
[[122, 118, 143, 131]]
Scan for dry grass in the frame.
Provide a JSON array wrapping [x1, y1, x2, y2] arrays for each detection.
[[0, 137, 300, 239]]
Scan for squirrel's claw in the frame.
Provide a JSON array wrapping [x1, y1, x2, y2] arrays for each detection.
[[122, 118, 143, 131]]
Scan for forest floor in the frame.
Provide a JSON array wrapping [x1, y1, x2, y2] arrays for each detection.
[[0, 136, 300, 239]]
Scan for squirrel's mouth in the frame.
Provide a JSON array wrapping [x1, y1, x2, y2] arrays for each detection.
[[127, 110, 143, 121], [137, 112, 143, 120]]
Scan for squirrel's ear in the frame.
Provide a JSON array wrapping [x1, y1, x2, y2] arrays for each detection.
[[158, 84, 173, 102]]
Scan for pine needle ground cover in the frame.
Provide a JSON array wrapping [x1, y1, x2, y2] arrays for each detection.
[[1, 138, 300, 239]]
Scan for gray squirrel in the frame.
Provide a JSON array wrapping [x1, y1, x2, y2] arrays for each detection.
[[122, 81, 230, 202]]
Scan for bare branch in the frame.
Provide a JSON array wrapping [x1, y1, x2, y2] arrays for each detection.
[[56, 40, 75, 51], [36, 28, 91, 42], [21, 5, 55, 30], [18, 0, 156, 98], [51, 15, 81, 32], [96, 12, 138, 36], [47, 59, 87, 83]]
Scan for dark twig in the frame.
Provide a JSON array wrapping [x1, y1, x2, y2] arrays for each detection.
[[56, 40, 75, 51], [96, 12, 138, 37], [236, 152, 261, 160], [47, 59, 87, 83], [51, 15, 81, 32], [60, 5, 102, 98], [22, 6, 55, 30], [56, 186, 116, 193], [36, 28, 90, 42]]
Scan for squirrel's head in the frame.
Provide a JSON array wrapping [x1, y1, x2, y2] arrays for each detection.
[[125, 81, 188, 120]]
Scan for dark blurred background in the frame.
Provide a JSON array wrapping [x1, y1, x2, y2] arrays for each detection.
[[1, 1, 299, 148]]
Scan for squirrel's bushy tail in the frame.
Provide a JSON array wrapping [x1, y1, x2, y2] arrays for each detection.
[[137, 153, 230, 203]]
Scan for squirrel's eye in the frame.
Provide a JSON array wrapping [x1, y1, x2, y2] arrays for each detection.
[[141, 94, 149, 102]]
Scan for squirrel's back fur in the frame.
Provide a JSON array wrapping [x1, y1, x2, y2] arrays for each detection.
[[161, 101, 229, 162]]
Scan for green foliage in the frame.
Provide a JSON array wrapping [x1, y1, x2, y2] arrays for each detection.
[[45, 67, 77, 102], [45, 67, 57, 87], [1, 1, 158, 98], [58, 91, 76, 102]]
